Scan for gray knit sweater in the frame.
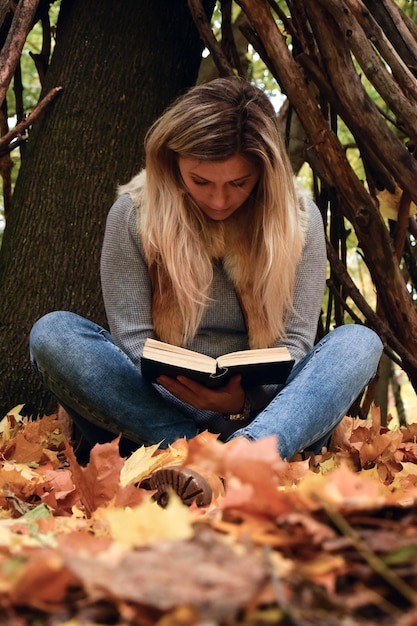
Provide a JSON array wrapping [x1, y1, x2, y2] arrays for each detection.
[[100, 193, 327, 436]]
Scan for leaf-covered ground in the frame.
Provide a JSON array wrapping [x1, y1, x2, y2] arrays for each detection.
[[0, 406, 417, 625]]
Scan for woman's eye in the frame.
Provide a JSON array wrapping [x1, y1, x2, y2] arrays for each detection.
[[191, 179, 208, 186]]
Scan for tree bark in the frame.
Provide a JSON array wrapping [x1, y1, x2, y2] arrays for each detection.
[[0, 0, 215, 416]]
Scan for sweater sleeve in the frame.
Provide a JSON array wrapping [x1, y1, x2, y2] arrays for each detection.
[[277, 198, 327, 362], [100, 194, 153, 369]]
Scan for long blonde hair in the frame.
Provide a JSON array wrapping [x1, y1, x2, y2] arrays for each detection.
[[119, 77, 307, 345]]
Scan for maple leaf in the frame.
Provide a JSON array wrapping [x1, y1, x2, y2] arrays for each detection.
[[120, 440, 187, 487], [2, 401, 417, 623], [100, 493, 194, 548], [35, 466, 80, 515], [183, 430, 228, 475], [0, 461, 45, 512], [0, 404, 26, 438], [65, 439, 148, 516], [220, 436, 302, 518], [296, 462, 389, 511]]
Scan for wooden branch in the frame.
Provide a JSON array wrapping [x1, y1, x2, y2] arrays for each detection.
[[0, 0, 40, 106], [362, 0, 417, 71], [234, 0, 417, 385], [394, 190, 412, 261], [187, 0, 234, 77], [322, 0, 417, 138], [220, 2, 246, 77], [295, 51, 397, 192], [309, 0, 417, 198], [326, 240, 417, 378], [327, 279, 402, 368], [346, 0, 417, 102], [378, 0, 417, 63], [0, 0, 12, 30], [0, 86, 62, 156]]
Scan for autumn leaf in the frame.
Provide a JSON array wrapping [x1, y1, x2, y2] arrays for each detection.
[[120, 441, 185, 487], [63, 527, 267, 623], [296, 462, 389, 511], [1, 406, 417, 623], [100, 493, 194, 547]]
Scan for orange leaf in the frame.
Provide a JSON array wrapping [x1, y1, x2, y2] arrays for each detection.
[[65, 438, 124, 516]]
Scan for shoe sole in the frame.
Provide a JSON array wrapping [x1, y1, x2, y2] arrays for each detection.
[[140, 466, 212, 508]]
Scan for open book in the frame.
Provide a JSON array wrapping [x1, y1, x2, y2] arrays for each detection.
[[141, 338, 294, 388]]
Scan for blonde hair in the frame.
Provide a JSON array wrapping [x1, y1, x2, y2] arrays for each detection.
[[119, 77, 307, 344]]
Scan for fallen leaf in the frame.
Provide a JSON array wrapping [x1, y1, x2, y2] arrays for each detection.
[[101, 494, 194, 547]]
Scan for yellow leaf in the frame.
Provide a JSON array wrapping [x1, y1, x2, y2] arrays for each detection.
[[2, 461, 42, 482], [120, 442, 164, 486], [377, 187, 417, 221], [120, 441, 188, 487], [0, 404, 26, 434], [318, 456, 338, 475], [102, 495, 194, 548]]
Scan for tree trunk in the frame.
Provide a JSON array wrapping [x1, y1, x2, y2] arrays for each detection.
[[0, 0, 215, 417]]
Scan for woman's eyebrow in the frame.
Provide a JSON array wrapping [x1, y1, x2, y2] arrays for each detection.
[[189, 173, 252, 183]]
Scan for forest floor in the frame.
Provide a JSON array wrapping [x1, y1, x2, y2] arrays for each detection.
[[0, 404, 416, 626]]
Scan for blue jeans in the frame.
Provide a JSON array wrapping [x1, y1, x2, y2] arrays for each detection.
[[29, 311, 383, 459]]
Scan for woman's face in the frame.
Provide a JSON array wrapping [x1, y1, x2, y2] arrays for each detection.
[[178, 154, 260, 221]]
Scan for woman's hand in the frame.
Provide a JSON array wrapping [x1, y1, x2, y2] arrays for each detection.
[[156, 373, 245, 415]]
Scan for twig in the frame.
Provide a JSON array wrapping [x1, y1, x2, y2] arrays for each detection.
[[187, 0, 234, 77], [263, 545, 313, 626], [324, 505, 417, 607], [0, 0, 41, 105], [326, 278, 402, 369], [326, 239, 417, 373], [0, 86, 62, 156]]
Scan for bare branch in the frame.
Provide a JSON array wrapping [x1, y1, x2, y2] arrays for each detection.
[[326, 240, 417, 379], [0, 86, 62, 156], [0, 0, 40, 106], [347, 0, 417, 102], [378, 0, 417, 62], [187, 0, 234, 77], [0, 1, 13, 29]]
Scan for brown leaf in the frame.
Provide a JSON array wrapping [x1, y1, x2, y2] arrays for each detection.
[[8, 547, 79, 611], [63, 527, 267, 622], [220, 436, 299, 517], [65, 438, 147, 515], [65, 438, 125, 516], [3, 433, 48, 464]]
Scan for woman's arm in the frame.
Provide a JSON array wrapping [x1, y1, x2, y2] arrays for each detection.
[[100, 194, 154, 369], [277, 199, 327, 362]]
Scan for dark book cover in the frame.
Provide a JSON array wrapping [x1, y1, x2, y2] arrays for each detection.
[[141, 356, 294, 388]]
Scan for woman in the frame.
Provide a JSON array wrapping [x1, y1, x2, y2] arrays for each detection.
[[30, 77, 383, 504]]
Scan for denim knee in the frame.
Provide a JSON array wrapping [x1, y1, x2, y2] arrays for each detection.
[[329, 324, 382, 351], [30, 311, 74, 370]]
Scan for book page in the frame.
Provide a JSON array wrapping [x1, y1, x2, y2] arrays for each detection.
[[217, 346, 291, 368], [143, 339, 217, 374]]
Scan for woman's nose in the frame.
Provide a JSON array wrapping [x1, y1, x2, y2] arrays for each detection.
[[210, 187, 228, 208]]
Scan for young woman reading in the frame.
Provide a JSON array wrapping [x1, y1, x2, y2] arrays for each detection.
[[30, 77, 383, 506]]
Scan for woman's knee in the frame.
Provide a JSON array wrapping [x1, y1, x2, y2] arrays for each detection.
[[30, 311, 82, 368], [331, 324, 383, 356]]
